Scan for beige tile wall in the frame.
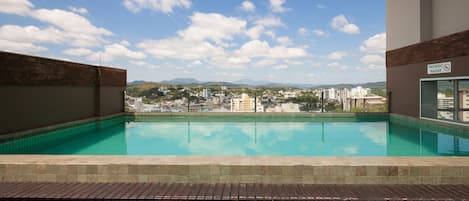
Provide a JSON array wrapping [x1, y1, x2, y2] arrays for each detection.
[[2, 156, 469, 184]]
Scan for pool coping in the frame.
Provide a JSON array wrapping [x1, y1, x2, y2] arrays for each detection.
[[2, 112, 469, 185]]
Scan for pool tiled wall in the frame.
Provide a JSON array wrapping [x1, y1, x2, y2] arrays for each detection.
[[2, 156, 469, 184]]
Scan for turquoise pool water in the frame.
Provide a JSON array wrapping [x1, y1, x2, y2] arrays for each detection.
[[1, 116, 469, 156]]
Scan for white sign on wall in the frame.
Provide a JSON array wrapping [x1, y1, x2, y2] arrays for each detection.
[[427, 62, 451, 74]]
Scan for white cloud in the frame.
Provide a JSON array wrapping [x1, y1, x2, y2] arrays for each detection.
[[240, 1, 255, 12], [366, 64, 385, 70], [274, 64, 288, 70], [254, 59, 277, 67], [129, 60, 146, 66], [0, 0, 111, 48], [63, 48, 93, 56], [327, 62, 340, 67], [236, 40, 307, 59], [31, 9, 112, 36], [68, 7, 88, 15], [0, 1, 115, 52], [0, 0, 33, 15], [0, 25, 65, 44], [192, 60, 202, 65], [0, 39, 46, 53], [298, 27, 308, 36], [210, 56, 251, 69], [87, 43, 146, 62], [138, 38, 225, 60], [276, 36, 292, 46], [360, 54, 385, 64], [178, 12, 246, 44], [328, 62, 348, 70], [327, 51, 347, 60], [130, 60, 160, 69], [254, 16, 284, 27], [123, 0, 191, 13], [246, 17, 283, 40], [265, 30, 276, 39], [269, 0, 289, 13], [29, 8, 113, 47], [312, 29, 326, 37], [136, 12, 308, 69], [120, 40, 131, 46], [331, 14, 360, 34], [215, 72, 244, 78], [284, 59, 303, 65], [310, 61, 321, 67], [359, 33, 386, 69], [136, 12, 249, 63], [358, 64, 385, 71], [246, 25, 264, 40], [360, 33, 386, 54]]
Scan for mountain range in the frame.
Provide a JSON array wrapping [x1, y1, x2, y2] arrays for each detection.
[[128, 78, 386, 89]]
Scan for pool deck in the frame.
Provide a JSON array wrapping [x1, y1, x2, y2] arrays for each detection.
[[2, 182, 469, 200], [1, 112, 469, 185]]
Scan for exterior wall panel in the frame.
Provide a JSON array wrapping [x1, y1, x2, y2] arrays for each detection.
[[387, 54, 469, 118], [0, 51, 126, 135], [432, 0, 469, 38], [386, 0, 421, 50]]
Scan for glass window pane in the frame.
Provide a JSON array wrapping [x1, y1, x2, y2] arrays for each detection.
[[437, 80, 454, 120], [421, 81, 437, 119], [457, 80, 469, 122]]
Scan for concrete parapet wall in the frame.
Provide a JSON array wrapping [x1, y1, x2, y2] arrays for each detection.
[[0, 51, 126, 135]]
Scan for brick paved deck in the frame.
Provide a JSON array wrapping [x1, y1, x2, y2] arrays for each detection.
[[1, 182, 469, 200]]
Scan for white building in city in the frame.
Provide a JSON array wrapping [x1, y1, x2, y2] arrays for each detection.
[[350, 86, 370, 98], [325, 88, 340, 100], [126, 96, 144, 112], [230, 93, 264, 112], [202, 88, 211, 99]]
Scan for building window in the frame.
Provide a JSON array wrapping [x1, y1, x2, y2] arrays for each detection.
[[421, 79, 469, 123]]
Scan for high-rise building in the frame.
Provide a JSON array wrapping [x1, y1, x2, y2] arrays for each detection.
[[230, 93, 264, 112], [459, 88, 469, 121], [202, 88, 211, 99]]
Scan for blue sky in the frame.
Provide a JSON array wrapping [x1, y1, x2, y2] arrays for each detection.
[[0, 0, 386, 84]]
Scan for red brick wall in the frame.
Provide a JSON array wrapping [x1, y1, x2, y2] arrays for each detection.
[[386, 29, 469, 68]]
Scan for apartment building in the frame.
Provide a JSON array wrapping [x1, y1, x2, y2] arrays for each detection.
[[230, 93, 264, 112], [386, 0, 469, 123]]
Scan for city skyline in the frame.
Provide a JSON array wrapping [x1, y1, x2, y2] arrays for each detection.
[[0, 0, 386, 84]]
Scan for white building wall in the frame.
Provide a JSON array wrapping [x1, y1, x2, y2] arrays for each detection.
[[386, 0, 422, 50], [432, 0, 469, 38], [387, 0, 469, 51]]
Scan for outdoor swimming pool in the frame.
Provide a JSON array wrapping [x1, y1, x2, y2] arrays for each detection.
[[1, 115, 469, 156]]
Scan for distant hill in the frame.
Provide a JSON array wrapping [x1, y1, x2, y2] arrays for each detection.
[[160, 78, 201, 85], [127, 78, 385, 89], [128, 80, 146, 85]]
